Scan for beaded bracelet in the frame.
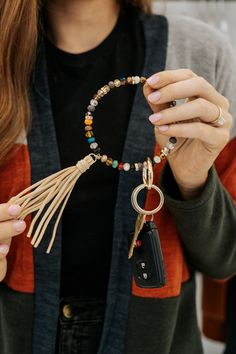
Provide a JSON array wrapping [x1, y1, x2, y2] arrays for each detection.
[[84, 76, 177, 171], [9, 75, 177, 254]]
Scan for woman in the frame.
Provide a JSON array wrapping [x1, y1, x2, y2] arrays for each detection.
[[0, 0, 236, 353]]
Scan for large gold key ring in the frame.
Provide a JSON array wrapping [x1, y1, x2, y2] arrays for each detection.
[[131, 157, 164, 215]]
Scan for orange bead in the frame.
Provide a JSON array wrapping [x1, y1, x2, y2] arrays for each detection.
[[84, 119, 93, 125]]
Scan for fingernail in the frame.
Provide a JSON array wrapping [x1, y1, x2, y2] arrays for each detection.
[[147, 75, 160, 86], [0, 244, 9, 255], [8, 204, 21, 216], [149, 113, 162, 123], [13, 220, 26, 233], [158, 125, 169, 132], [148, 91, 161, 103]]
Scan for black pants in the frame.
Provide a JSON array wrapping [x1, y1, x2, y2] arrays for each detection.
[[56, 297, 106, 354]]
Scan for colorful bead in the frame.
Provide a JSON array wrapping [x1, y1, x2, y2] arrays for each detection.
[[84, 119, 93, 125], [127, 77, 132, 84], [118, 162, 124, 170], [123, 163, 130, 171], [90, 142, 98, 150], [85, 131, 94, 138], [106, 157, 113, 166], [101, 155, 108, 162], [112, 160, 118, 168], [85, 126, 93, 131], [88, 137, 95, 143]]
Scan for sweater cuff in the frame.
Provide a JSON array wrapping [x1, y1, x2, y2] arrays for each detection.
[[159, 163, 218, 211]]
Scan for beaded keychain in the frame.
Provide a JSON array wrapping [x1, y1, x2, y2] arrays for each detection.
[[9, 76, 177, 265]]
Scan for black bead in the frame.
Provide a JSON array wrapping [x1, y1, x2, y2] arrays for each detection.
[[93, 147, 101, 154], [130, 164, 135, 171], [169, 137, 177, 144]]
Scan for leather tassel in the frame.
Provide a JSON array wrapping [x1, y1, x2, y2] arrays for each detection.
[[9, 154, 98, 253]]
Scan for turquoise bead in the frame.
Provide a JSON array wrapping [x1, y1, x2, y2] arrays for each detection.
[[88, 137, 95, 143], [112, 160, 118, 168]]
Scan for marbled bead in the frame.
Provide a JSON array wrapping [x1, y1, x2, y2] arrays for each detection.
[[169, 137, 177, 144], [84, 119, 93, 125], [123, 163, 130, 171], [153, 156, 161, 164], [85, 131, 94, 138], [112, 160, 118, 168], [90, 99, 98, 107], [108, 81, 115, 88], [85, 114, 93, 120], [88, 137, 95, 143], [118, 162, 124, 170], [101, 155, 108, 162], [114, 79, 121, 87], [90, 142, 98, 150], [167, 142, 175, 150], [86, 111, 92, 116], [133, 76, 140, 84], [106, 157, 113, 166], [85, 126, 93, 131], [88, 105, 95, 112]]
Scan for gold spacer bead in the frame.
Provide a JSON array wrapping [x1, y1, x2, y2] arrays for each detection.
[[140, 76, 147, 83], [160, 153, 166, 160], [114, 79, 121, 87], [127, 77, 132, 84]]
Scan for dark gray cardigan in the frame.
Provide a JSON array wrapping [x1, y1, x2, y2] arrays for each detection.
[[1, 10, 236, 354]]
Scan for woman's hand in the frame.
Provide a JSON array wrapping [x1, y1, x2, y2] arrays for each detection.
[[0, 204, 26, 281], [143, 69, 233, 199]]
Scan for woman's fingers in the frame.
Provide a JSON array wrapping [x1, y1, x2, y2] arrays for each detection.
[[0, 203, 21, 222], [149, 98, 232, 129], [0, 258, 7, 282], [154, 121, 230, 148], [0, 219, 26, 242], [146, 76, 229, 109], [0, 238, 11, 260], [146, 69, 197, 89]]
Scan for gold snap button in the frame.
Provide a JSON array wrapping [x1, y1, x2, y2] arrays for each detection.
[[62, 304, 72, 319]]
